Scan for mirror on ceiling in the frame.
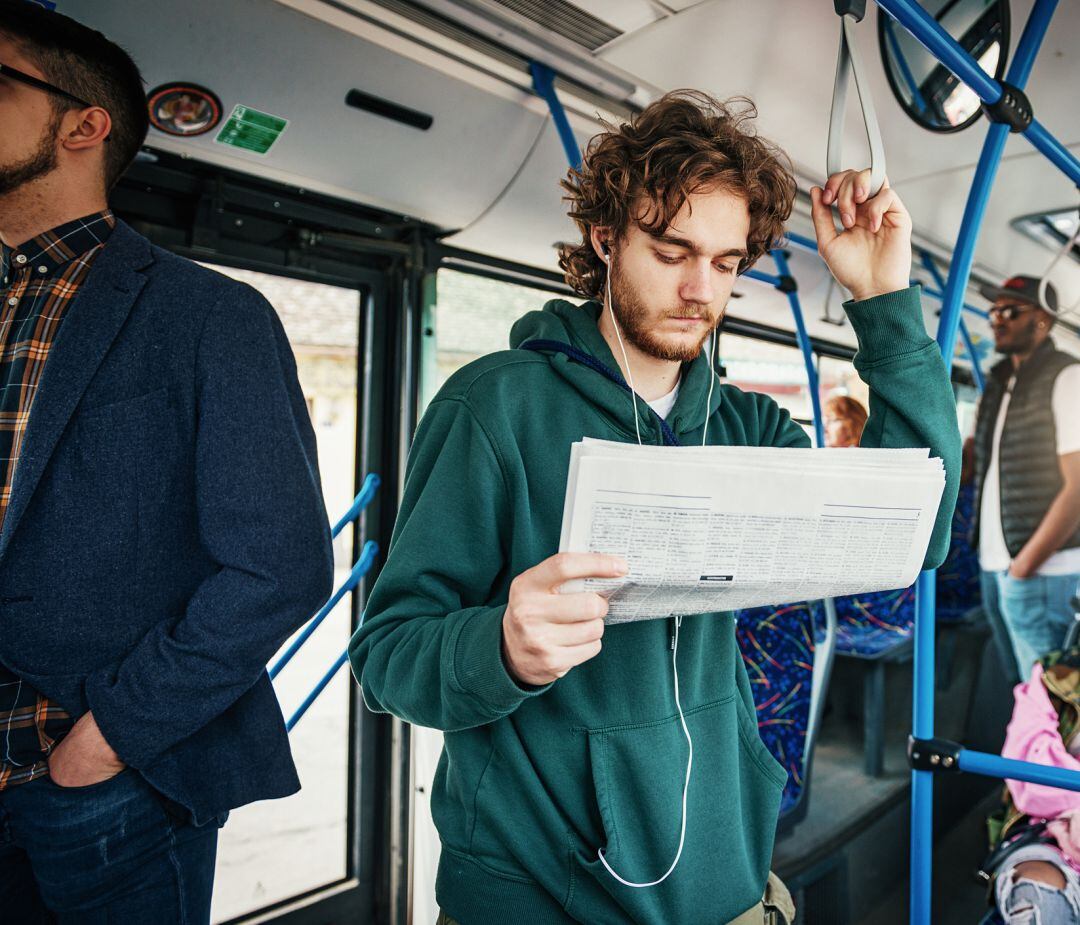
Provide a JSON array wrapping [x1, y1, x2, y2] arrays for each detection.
[[878, 0, 1010, 133]]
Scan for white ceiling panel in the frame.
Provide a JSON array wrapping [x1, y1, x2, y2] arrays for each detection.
[[59, 0, 548, 229], [443, 116, 581, 269]]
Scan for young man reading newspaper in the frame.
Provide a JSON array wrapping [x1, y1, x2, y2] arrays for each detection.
[[350, 93, 961, 924]]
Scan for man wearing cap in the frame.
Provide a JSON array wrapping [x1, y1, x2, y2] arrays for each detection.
[[974, 275, 1080, 681]]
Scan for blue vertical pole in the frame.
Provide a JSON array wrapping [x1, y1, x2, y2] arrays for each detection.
[[934, 129, 1009, 367], [957, 320, 985, 394], [910, 569, 936, 924], [918, 252, 985, 394], [895, 2, 1061, 920], [771, 250, 824, 446], [932, 0, 1060, 362]]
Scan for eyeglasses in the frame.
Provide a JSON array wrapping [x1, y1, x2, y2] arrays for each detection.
[[988, 303, 1036, 323], [0, 61, 93, 109]]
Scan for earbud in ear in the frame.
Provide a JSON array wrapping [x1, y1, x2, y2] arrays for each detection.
[[601, 242, 611, 261]]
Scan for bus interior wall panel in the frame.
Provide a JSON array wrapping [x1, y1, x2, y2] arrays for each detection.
[[64, 0, 551, 230], [440, 120, 581, 276]]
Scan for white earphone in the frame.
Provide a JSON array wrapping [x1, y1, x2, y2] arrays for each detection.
[[595, 237, 695, 890]]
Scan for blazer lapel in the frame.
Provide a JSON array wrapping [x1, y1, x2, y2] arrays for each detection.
[[0, 222, 152, 561]]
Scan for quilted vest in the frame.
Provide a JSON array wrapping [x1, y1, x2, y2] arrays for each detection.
[[974, 339, 1080, 558]]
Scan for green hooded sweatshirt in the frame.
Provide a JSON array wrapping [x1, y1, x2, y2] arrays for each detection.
[[350, 286, 960, 924]]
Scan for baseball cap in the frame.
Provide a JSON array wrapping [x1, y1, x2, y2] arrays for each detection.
[[983, 275, 1059, 314]]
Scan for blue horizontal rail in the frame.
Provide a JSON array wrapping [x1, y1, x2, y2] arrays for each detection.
[[875, 0, 1080, 188], [921, 289, 989, 319], [784, 231, 818, 254], [269, 540, 379, 680], [332, 473, 381, 539], [790, 229, 990, 322], [917, 250, 990, 320], [743, 268, 784, 288], [958, 749, 1080, 793], [286, 650, 350, 732]]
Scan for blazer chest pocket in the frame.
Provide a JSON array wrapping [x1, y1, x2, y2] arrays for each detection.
[[52, 389, 176, 564], [78, 386, 170, 430], [76, 387, 172, 464]]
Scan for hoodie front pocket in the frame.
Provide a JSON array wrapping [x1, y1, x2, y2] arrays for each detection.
[[568, 696, 786, 924]]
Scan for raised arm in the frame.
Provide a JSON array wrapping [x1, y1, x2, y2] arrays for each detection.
[[810, 169, 962, 569]]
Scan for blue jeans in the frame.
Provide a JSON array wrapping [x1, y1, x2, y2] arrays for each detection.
[[995, 843, 1080, 923], [0, 768, 221, 924], [981, 569, 1080, 680]]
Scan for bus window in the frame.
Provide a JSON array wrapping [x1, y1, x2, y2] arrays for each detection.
[[426, 268, 573, 404], [819, 354, 870, 412], [720, 332, 814, 427], [200, 265, 359, 923]]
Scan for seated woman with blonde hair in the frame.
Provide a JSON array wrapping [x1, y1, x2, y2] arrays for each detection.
[[823, 394, 868, 448]]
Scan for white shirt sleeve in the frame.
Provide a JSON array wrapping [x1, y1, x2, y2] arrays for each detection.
[[1053, 363, 1080, 456]]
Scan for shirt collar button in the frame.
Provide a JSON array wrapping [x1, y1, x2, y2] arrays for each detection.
[[14, 254, 27, 265]]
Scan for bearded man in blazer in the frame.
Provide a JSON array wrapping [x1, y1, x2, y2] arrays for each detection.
[[0, 4, 334, 921]]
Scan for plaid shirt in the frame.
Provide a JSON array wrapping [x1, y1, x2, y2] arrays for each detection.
[[0, 211, 115, 788]]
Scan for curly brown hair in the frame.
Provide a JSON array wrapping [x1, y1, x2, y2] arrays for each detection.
[[558, 91, 796, 299]]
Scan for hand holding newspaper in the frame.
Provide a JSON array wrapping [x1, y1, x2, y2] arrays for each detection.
[[558, 439, 946, 623]]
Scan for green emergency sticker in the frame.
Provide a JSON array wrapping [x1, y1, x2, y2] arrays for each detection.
[[215, 105, 287, 155]]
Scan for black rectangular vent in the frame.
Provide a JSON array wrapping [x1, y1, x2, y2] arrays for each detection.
[[491, 0, 621, 51], [345, 89, 434, 130]]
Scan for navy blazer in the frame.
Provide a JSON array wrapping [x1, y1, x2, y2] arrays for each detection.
[[0, 221, 335, 824]]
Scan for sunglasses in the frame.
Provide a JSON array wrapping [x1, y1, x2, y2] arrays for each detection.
[[988, 303, 1036, 323], [0, 61, 93, 109]]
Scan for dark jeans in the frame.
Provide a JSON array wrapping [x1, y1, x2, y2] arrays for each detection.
[[0, 768, 221, 924]]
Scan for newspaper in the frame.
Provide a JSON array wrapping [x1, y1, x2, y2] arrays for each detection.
[[558, 439, 946, 623]]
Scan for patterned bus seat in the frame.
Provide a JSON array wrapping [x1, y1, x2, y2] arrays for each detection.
[[936, 481, 981, 623], [833, 587, 916, 658], [734, 600, 822, 820]]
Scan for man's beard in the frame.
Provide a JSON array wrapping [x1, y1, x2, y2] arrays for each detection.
[[0, 112, 61, 196], [995, 316, 1039, 355], [608, 261, 720, 363]]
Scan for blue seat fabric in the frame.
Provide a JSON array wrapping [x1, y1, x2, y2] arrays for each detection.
[[734, 601, 820, 818], [833, 587, 916, 657], [935, 481, 981, 623]]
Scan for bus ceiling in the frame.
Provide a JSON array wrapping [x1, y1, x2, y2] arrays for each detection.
[[67, 0, 1079, 354]]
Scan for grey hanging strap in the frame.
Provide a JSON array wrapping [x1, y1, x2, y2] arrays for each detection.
[[827, 11, 887, 197]]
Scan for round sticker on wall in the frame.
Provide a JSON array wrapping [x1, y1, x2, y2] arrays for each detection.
[[147, 83, 223, 137]]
